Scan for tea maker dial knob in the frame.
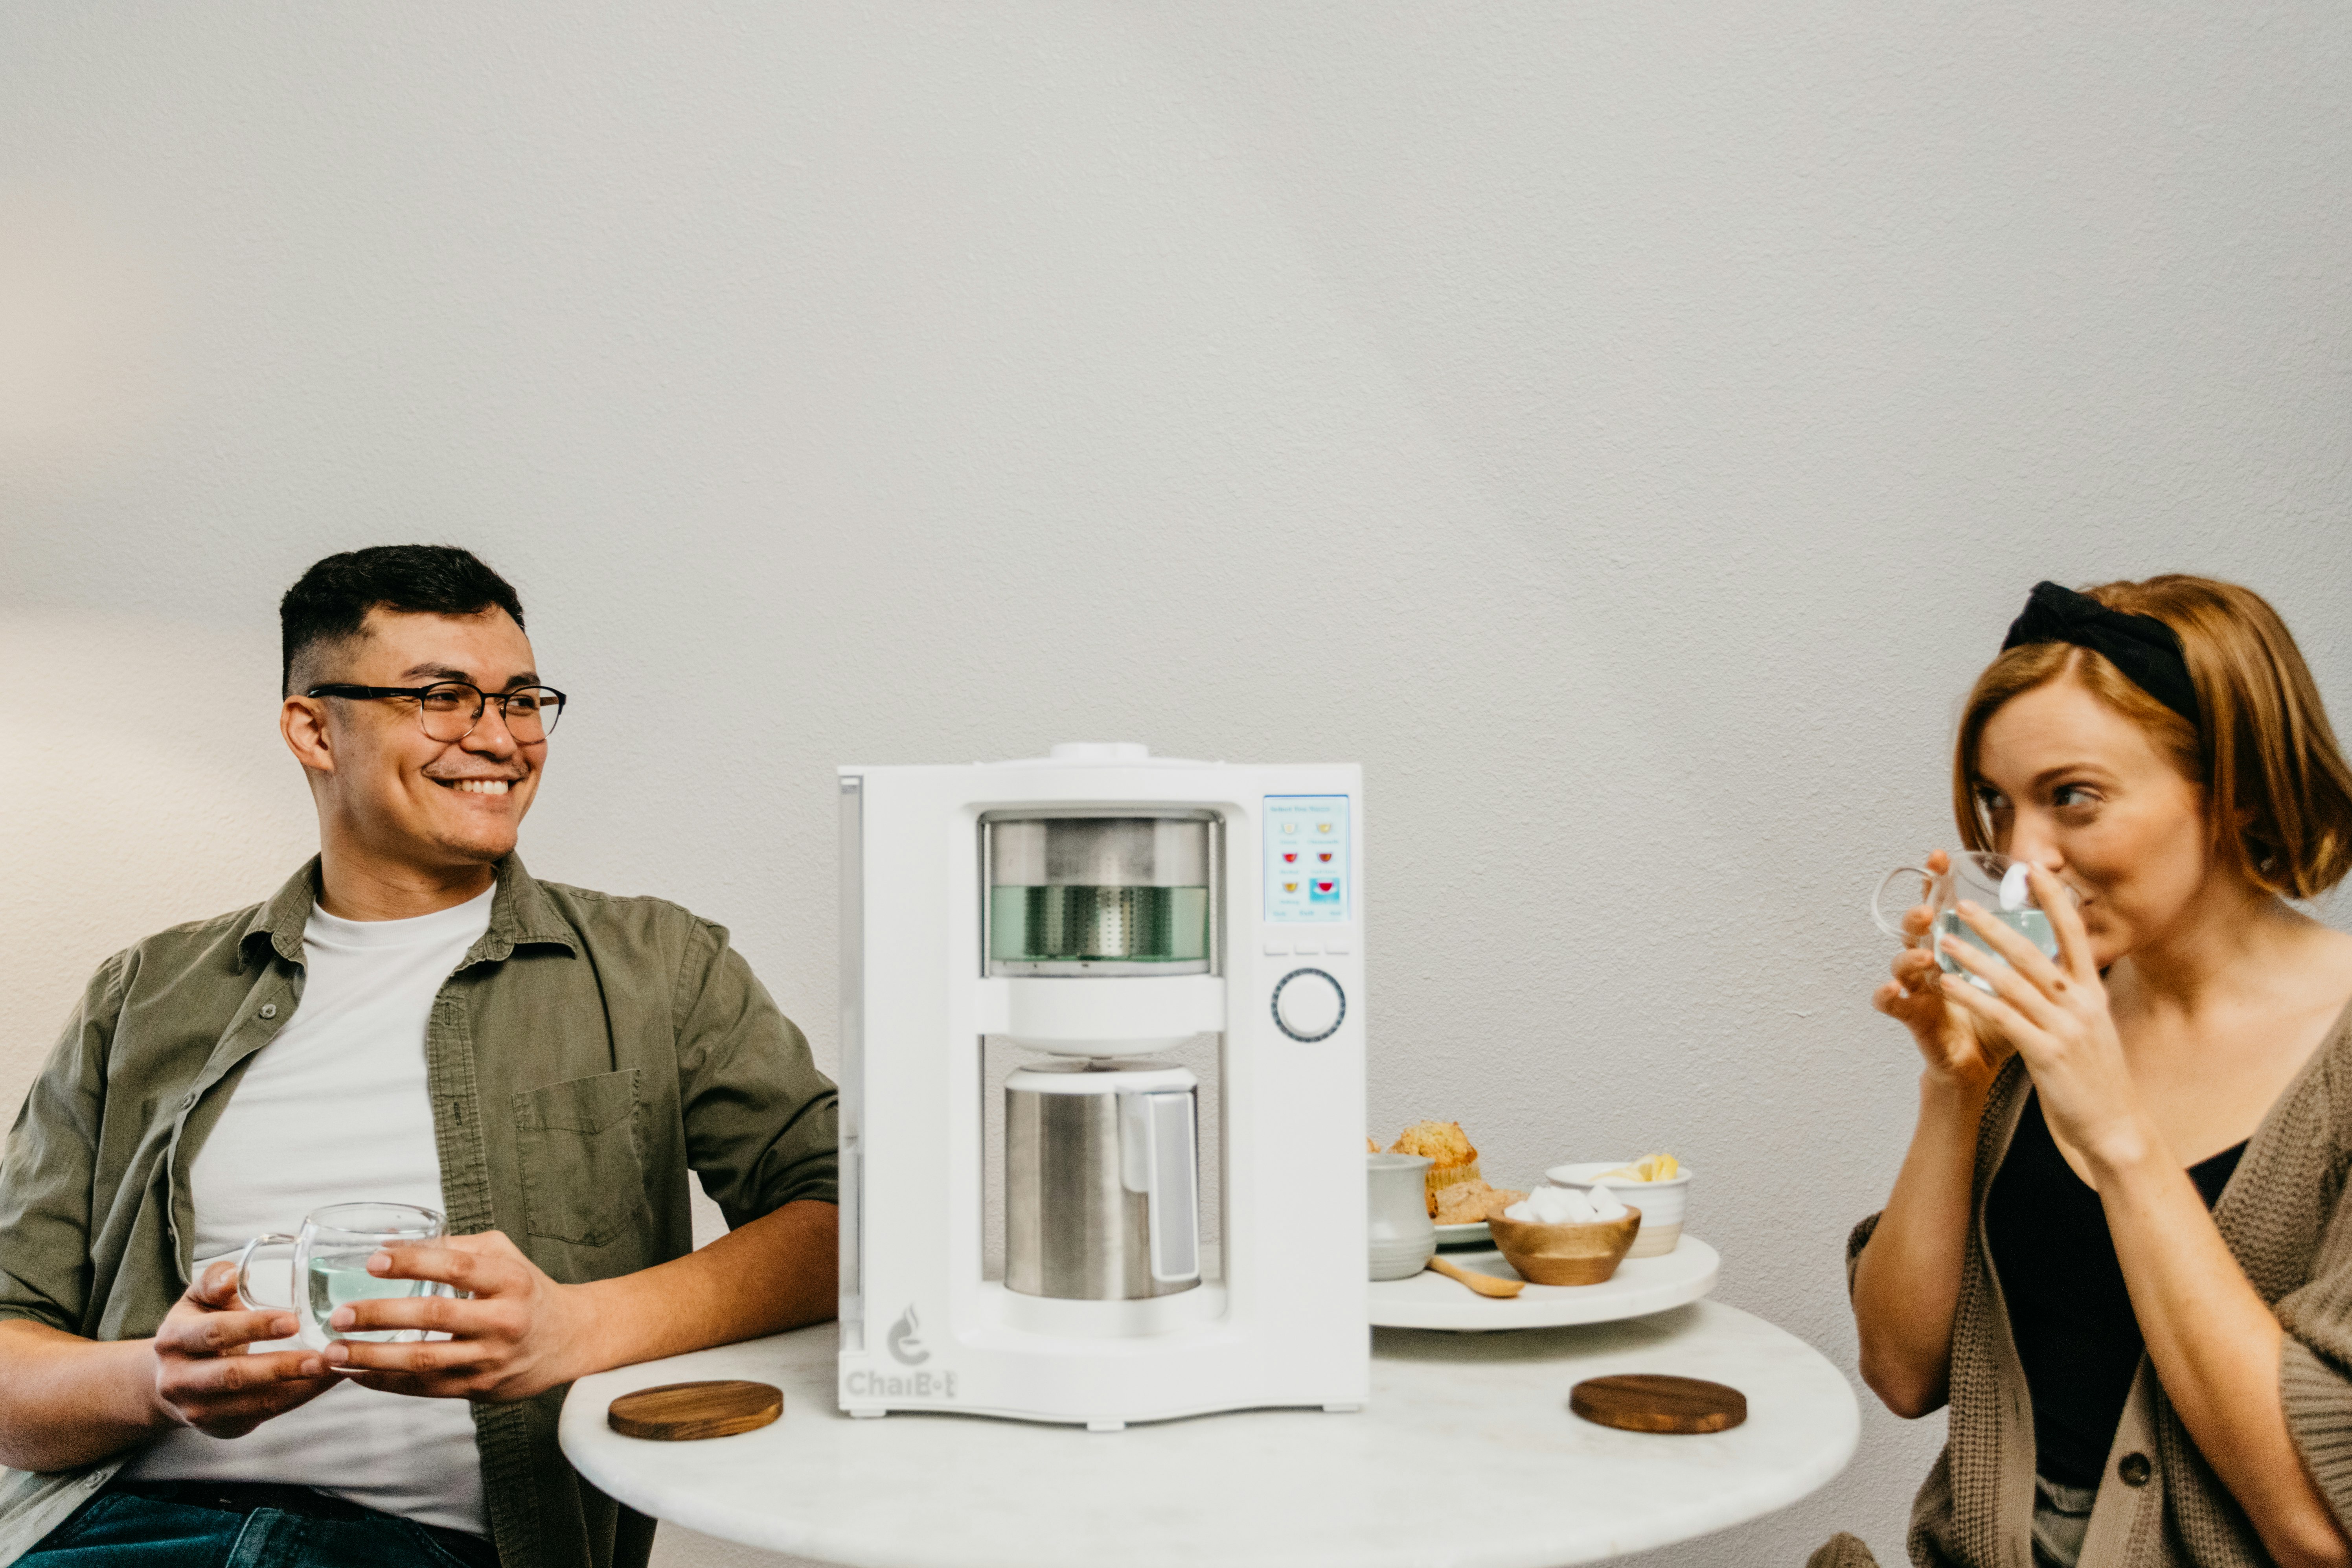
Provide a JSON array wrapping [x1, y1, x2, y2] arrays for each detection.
[[1272, 968, 1346, 1042]]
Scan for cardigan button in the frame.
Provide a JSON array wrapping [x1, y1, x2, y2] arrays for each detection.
[[2118, 1452, 2153, 1487], [259, 1003, 278, 1020]]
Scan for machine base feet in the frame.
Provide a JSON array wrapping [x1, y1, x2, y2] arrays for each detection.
[[1323, 1403, 1364, 1413], [1086, 1419, 1127, 1432], [847, 1408, 887, 1420]]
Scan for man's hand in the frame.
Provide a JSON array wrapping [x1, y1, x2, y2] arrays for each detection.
[[322, 1202, 834, 1404], [324, 1230, 591, 1402], [153, 1261, 338, 1437]]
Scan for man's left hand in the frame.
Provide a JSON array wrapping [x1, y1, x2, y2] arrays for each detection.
[[324, 1230, 594, 1402]]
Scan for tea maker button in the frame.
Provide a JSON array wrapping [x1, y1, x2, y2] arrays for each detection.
[[1262, 934, 1290, 956], [1324, 929, 1352, 954], [1272, 969, 1346, 1042], [1291, 933, 1322, 956]]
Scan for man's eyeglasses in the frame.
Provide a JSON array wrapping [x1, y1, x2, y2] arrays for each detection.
[[306, 682, 568, 744]]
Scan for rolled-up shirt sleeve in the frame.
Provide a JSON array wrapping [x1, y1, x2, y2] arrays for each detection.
[[0, 954, 124, 1335], [668, 919, 838, 1230]]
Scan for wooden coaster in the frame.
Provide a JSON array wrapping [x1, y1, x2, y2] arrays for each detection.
[[607, 1380, 782, 1441], [1570, 1374, 1746, 1434]]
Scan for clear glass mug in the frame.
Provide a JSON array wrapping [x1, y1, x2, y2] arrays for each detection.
[[1871, 851, 2073, 993], [234, 1202, 456, 1352]]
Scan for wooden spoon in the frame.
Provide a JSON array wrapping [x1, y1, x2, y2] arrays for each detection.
[[1427, 1255, 1524, 1298]]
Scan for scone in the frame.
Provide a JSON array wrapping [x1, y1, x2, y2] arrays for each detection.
[[1431, 1178, 1526, 1226], [1389, 1120, 1481, 1201]]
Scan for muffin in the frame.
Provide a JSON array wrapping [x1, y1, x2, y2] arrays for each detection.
[[1389, 1120, 1481, 1204]]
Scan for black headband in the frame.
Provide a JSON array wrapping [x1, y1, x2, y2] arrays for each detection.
[[2001, 580, 2201, 727]]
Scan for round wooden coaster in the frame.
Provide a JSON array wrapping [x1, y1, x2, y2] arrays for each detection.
[[608, 1379, 782, 1441], [1570, 1373, 1746, 1434]]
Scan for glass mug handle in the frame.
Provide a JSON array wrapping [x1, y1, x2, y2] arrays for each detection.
[[234, 1232, 299, 1311], [1870, 865, 1944, 943]]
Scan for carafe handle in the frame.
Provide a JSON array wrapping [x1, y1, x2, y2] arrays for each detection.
[[1120, 1090, 1201, 1286]]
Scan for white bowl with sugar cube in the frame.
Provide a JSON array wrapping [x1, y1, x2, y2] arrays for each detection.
[[1545, 1158, 1694, 1257]]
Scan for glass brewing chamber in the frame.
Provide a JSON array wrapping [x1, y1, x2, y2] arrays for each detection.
[[985, 812, 1215, 975]]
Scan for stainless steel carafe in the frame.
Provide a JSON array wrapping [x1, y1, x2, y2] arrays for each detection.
[[1004, 1062, 1200, 1300]]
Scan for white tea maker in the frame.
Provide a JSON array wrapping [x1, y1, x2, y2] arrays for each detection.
[[835, 743, 1367, 1429]]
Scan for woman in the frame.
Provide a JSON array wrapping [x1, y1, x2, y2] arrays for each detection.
[[1825, 576, 2352, 1568]]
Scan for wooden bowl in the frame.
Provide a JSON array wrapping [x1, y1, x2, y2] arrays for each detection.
[[1486, 1207, 1642, 1286]]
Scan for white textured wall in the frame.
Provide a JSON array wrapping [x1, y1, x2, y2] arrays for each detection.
[[5, 7, 2350, 1564]]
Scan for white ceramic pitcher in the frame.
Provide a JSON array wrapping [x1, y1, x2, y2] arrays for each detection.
[[1367, 1153, 1436, 1281]]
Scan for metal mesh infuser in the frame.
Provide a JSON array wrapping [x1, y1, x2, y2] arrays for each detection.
[[984, 814, 1215, 975]]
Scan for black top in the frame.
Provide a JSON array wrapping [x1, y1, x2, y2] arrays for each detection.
[[1986, 1088, 2245, 1489]]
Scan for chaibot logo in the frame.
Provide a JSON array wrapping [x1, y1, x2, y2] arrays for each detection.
[[845, 1305, 959, 1401], [886, 1304, 929, 1366]]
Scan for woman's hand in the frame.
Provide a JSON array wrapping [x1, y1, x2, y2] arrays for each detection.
[[1936, 865, 2150, 1174], [1874, 851, 2009, 1091]]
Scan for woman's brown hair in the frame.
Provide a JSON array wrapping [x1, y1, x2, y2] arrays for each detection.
[[1953, 575, 2352, 899]]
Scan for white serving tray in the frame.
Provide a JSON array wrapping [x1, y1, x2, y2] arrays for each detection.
[[1368, 1236, 1719, 1332]]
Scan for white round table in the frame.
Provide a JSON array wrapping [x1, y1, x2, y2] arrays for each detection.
[[561, 1299, 1858, 1568], [564, 1298, 1853, 1568]]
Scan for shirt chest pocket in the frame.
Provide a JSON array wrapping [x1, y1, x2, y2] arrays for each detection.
[[513, 1069, 652, 1248]]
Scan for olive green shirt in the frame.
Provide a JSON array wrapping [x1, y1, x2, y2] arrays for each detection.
[[0, 856, 838, 1568]]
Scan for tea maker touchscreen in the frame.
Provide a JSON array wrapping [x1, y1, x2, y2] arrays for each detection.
[[1263, 794, 1350, 923]]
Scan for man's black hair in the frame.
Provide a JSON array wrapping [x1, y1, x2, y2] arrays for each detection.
[[280, 545, 526, 695]]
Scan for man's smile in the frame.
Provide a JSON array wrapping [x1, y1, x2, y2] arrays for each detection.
[[433, 776, 520, 796]]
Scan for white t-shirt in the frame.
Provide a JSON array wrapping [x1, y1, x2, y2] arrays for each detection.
[[127, 887, 494, 1535]]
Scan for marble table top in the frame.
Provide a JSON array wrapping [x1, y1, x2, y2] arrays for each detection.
[[561, 1299, 1859, 1568]]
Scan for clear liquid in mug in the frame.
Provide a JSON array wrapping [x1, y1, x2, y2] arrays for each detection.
[[1936, 908, 2057, 991], [308, 1254, 426, 1342]]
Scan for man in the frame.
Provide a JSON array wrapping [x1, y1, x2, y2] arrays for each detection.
[[0, 546, 839, 1568]]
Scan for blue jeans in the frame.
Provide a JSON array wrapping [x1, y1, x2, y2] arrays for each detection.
[[23, 1485, 492, 1568]]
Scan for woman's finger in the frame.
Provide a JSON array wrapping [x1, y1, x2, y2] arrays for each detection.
[[1937, 931, 2066, 1039], [1950, 904, 2070, 1022], [1893, 944, 1943, 983], [2028, 865, 2096, 982], [1936, 932, 2067, 1040], [1874, 980, 1931, 1018], [1936, 969, 2039, 1057], [1953, 900, 2065, 987]]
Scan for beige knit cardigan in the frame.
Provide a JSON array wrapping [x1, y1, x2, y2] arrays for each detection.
[[1820, 1002, 2352, 1568]]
